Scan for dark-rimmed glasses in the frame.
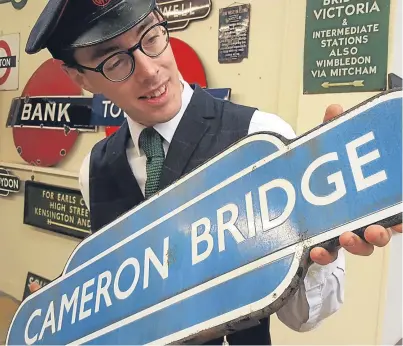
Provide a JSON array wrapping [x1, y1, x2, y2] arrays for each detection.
[[73, 21, 169, 82]]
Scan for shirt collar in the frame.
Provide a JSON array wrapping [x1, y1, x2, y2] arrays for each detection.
[[127, 80, 194, 156]]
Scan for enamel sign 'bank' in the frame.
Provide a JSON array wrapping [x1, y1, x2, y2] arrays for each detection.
[[6, 89, 402, 345]]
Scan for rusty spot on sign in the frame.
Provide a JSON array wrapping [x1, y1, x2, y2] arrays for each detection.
[[166, 246, 177, 265]]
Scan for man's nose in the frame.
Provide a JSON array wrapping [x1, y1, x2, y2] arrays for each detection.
[[132, 50, 159, 82]]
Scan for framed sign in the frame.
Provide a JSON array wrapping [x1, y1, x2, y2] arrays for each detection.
[[303, 0, 391, 94], [218, 4, 251, 63], [23, 181, 91, 239]]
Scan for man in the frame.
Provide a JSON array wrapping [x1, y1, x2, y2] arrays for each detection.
[[25, 0, 401, 344]]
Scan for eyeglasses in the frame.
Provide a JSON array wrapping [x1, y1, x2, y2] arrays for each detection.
[[74, 21, 170, 82]]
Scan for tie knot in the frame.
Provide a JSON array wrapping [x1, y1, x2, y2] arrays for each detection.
[[139, 127, 164, 159]]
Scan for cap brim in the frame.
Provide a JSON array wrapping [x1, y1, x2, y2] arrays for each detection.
[[70, 0, 155, 48], [25, 0, 69, 54]]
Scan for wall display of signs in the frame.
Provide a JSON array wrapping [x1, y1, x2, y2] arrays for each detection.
[[156, 0, 212, 31], [22, 272, 51, 301], [0, 0, 28, 10], [9, 59, 90, 167], [0, 33, 19, 91], [23, 181, 91, 239], [303, 0, 391, 94], [0, 167, 20, 197], [218, 4, 251, 63]]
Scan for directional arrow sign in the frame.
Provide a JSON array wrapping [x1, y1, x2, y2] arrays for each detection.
[[322, 80, 365, 88], [6, 89, 402, 345]]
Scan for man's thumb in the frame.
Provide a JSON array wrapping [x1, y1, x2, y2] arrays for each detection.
[[324, 104, 344, 122]]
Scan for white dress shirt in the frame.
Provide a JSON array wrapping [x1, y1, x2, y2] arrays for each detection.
[[79, 81, 345, 335]]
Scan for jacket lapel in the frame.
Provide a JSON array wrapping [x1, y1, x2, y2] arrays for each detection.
[[159, 85, 213, 190]]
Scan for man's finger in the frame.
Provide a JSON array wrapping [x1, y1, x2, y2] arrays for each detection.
[[324, 104, 344, 122], [391, 224, 403, 233], [310, 246, 338, 265], [339, 231, 374, 256], [363, 224, 392, 247]]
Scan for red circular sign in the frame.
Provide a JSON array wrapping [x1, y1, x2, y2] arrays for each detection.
[[105, 37, 207, 137], [12, 59, 82, 167], [170, 37, 207, 88], [0, 40, 12, 86]]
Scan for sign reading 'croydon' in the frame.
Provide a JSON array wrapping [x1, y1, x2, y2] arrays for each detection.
[[6, 89, 402, 345]]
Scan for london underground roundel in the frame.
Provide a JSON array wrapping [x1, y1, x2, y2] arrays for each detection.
[[12, 59, 82, 167]]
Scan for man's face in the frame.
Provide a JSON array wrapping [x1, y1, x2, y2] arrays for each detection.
[[70, 13, 182, 127]]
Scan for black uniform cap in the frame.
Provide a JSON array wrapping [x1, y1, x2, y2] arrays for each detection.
[[26, 0, 156, 60]]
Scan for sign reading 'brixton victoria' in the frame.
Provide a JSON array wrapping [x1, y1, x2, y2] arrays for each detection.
[[7, 89, 402, 345], [303, 0, 391, 94]]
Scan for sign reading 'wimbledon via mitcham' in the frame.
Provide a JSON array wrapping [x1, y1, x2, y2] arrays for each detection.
[[303, 0, 391, 94]]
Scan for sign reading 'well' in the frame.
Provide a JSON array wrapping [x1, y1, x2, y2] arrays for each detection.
[[303, 0, 391, 94]]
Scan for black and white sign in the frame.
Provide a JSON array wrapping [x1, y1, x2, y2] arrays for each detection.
[[0, 167, 20, 197], [0, 33, 19, 90], [156, 0, 212, 31], [23, 181, 92, 239], [6, 96, 95, 131], [218, 4, 251, 63]]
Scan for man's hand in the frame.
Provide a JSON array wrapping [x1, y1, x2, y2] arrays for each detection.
[[310, 104, 403, 265]]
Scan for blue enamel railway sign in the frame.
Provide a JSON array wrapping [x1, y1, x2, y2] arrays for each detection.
[[7, 89, 402, 345]]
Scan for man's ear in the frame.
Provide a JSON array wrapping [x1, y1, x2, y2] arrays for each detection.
[[61, 65, 98, 94]]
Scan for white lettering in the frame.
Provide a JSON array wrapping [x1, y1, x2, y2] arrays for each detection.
[[38, 302, 56, 341], [302, 152, 346, 205], [114, 258, 140, 300], [191, 217, 213, 265], [57, 287, 79, 331], [346, 132, 387, 191], [102, 100, 111, 118], [95, 271, 112, 313], [79, 278, 95, 321], [57, 103, 71, 122], [217, 203, 245, 252], [259, 179, 296, 232], [143, 237, 169, 289], [21, 104, 32, 120], [24, 309, 41, 345], [110, 104, 122, 118], [245, 191, 256, 237]]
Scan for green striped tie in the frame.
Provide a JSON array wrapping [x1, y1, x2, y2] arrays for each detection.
[[139, 127, 165, 198]]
